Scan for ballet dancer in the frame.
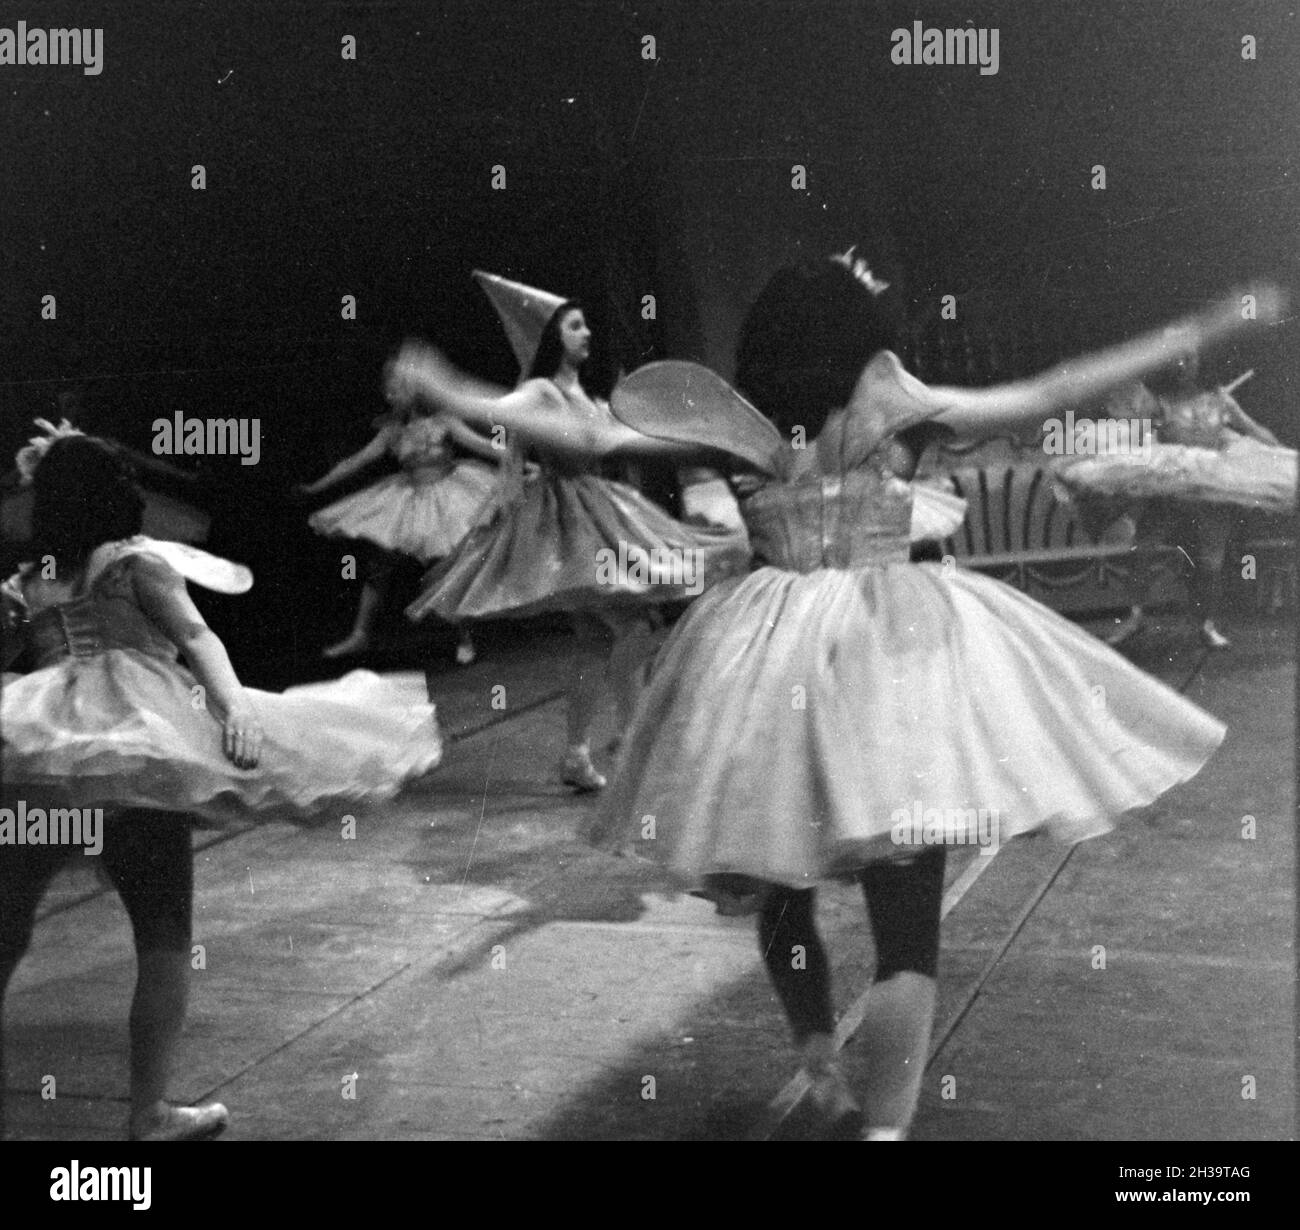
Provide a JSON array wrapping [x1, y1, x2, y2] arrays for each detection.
[[532, 255, 1276, 1141], [302, 394, 503, 664], [1057, 353, 1293, 650], [1, 423, 441, 1140], [403, 271, 749, 790]]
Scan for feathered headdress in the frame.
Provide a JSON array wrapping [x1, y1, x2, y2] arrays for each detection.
[[15, 419, 85, 485]]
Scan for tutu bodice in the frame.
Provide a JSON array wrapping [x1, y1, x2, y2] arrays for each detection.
[[740, 466, 913, 572], [729, 350, 946, 571], [405, 376, 751, 620], [309, 416, 498, 562], [3, 538, 441, 826], [14, 541, 190, 669], [385, 415, 469, 482], [592, 350, 1227, 890]]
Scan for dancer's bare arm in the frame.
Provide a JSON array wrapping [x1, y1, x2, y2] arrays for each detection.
[[132, 555, 263, 768], [927, 287, 1286, 440], [389, 346, 707, 463], [300, 433, 389, 494]]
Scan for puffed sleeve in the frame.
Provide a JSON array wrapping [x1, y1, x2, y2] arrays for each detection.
[[839, 351, 953, 466]]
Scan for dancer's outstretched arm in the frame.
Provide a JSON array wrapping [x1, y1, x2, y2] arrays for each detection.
[[300, 432, 389, 495], [927, 286, 1286, 440], [441, 415, 514, 462], [388, 345, 707, 463]]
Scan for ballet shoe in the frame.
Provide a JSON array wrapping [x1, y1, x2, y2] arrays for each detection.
[[1199, 621, 1231, 650], [129, 1102, 229, 1142], [560, 748, 606, 792], [454, 638, 477, 666], [797, 1044, 863, 1137]]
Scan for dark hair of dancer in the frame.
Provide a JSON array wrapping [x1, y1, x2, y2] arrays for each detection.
[[29, 435, 145, 568], [528, 300, 584, 381], [735, 257, 902, 440]]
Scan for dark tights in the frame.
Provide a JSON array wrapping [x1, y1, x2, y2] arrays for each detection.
[[758, 848, 946, 1043]]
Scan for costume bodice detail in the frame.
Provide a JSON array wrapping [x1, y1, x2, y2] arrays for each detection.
[[532, 380, 612, 478], [8, 544, 182, 669], [730, 351, 944, 573], [739, 463, 913, 571], [385, 416, 459, 474]]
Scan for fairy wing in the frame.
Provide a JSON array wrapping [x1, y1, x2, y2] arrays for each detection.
[[107, 537, 254, 594], [610, 361, 785, 476]]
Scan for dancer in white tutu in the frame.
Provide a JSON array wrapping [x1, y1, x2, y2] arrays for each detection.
[[1, 423, 441, 1140], [554, 254, 1274, 1141], [302, 397, 503, 663], [1056, 351, 1293, 648]]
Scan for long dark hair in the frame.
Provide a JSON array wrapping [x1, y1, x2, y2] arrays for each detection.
[[527, 300, 583, 381], [29, 435, 145, 568], [735, 258, 901, 439]]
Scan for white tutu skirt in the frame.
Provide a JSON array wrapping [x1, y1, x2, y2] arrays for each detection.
[[308, 463, 498, 563], [1, 654, 442, 827], [1055, 436, 1297, 515], [592, 562, 1226, 889]]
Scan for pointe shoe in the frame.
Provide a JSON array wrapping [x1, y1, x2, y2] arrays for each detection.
[[560, 748, 606, 792], [800, 1057, 863, 1137], [129, 1102, 230, 1142], [1199, 621, 1231, 650], [454, 638, 477, 666]]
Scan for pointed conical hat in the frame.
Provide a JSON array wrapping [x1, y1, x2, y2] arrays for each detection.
[[473, 270, 568, 377]]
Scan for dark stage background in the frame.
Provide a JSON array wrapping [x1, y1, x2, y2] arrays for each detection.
[[2, 0, 1296, 681]]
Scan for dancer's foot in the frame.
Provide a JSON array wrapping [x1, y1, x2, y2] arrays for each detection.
[[129, 1102, 229, 1142], [799, 1035, 863, 1137], [1199, 620, 1231, 650], [861, 1126, 906, 1141], [323, 633, 370, 659], [454, 635, 477, 667], [1105, 606, 1144, 647], [561, 746, 606, 792]]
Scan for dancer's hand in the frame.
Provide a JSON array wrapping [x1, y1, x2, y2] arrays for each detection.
[[386, 340, 455, 404], [222, 702, 264, 769], [1195, 283, 1289, 341]]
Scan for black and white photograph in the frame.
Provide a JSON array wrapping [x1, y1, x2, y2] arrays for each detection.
[[0, 0, 1294, 1195]]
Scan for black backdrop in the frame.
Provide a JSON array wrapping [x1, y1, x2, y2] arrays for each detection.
[[3, 0, 1295, 679]]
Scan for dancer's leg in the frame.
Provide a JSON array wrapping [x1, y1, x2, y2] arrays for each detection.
[[758, 887, 859, 1129], [562, 612, 613, 789], [106, 814, 226, 1140], [1189, 507, 1232, 647], [0, 845, 68, 1140], [758, 888, 835, 1042], [325, 547, 394, 657], [602, 610, 657, 737], [856, 848, 946, 1137]]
